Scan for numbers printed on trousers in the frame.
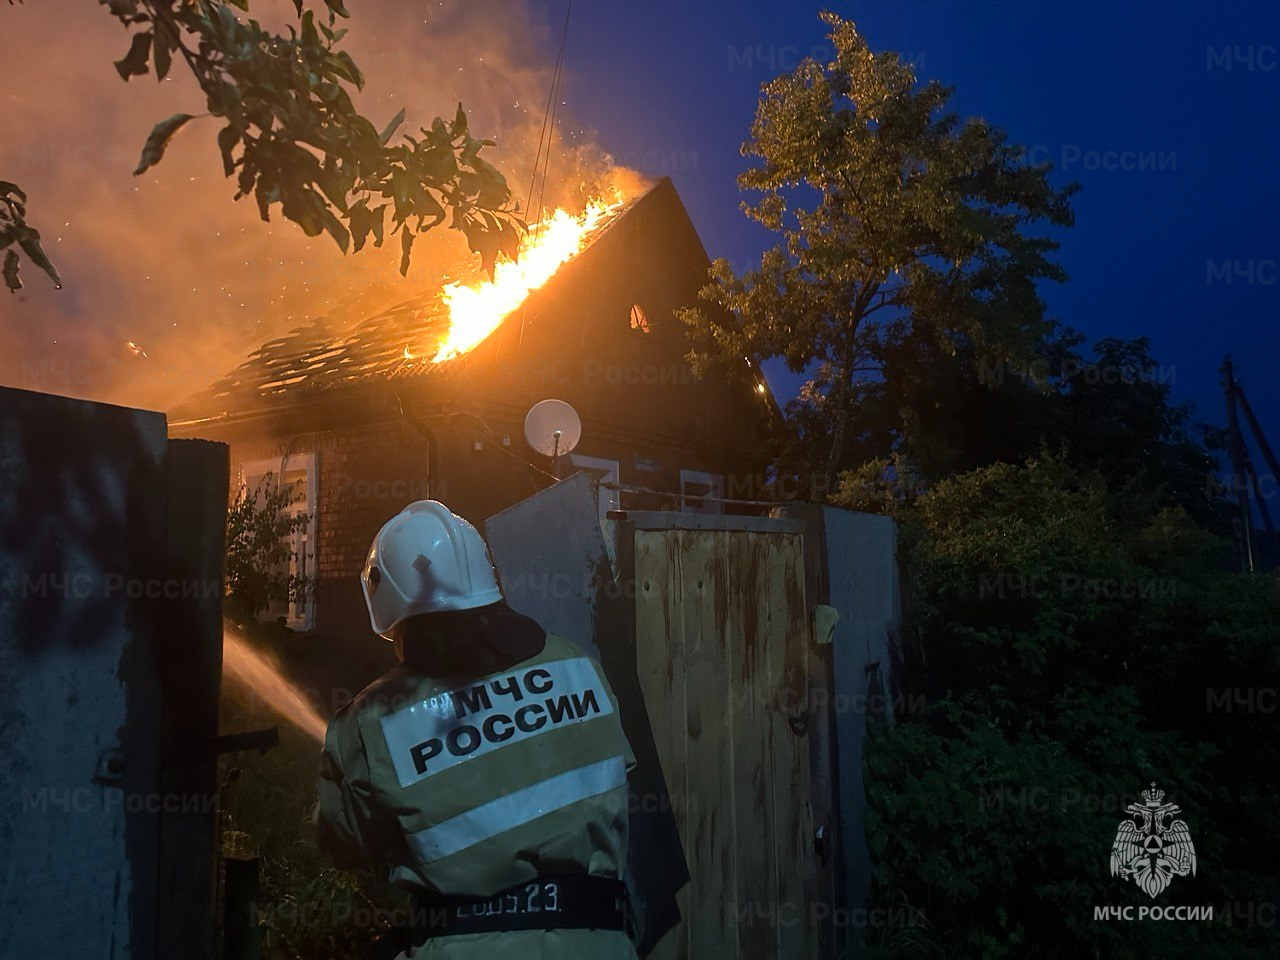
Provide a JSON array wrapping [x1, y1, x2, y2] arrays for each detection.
[[454, 881, 562, 919]]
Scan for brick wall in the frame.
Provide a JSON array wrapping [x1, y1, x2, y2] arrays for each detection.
[[223, 418, 431, 642]]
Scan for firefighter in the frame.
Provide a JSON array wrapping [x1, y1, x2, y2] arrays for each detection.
[[316, 500, 637, 959]]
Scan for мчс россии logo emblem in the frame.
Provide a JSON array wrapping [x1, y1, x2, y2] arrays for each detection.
[[1110, 783, 1196, 899]]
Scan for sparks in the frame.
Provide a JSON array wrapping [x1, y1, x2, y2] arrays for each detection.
[[126, 340, 148, 359], [428, 197, 625, 364]]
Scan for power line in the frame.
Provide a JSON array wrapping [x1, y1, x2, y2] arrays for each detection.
[[515, 0, 573, 359], [535, 1, 572, 232], [524, 1, 573, 231]]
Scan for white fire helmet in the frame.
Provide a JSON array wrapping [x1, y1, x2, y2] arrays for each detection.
[[360, 500, 504, 639]]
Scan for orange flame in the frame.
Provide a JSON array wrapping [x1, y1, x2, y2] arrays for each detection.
[[425, 197, 624, 364]]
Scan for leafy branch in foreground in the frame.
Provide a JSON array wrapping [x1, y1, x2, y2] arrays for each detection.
[[101, 0, 522, 275], [1, 182, 61, 294]]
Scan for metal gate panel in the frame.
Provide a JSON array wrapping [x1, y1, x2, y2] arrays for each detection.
[[0, 388, 168, 959], [486, 474, 689, 954], [0, 387, 227, 960]]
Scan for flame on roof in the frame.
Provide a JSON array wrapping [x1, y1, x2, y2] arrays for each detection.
[[170, 180, 655, 420], [415, 195, 626, 364]]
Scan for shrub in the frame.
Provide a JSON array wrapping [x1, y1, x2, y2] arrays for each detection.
[[861, 454, 1280, 958], [225, 472, 312, 621]]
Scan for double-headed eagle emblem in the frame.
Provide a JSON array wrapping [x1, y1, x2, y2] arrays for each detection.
[[1110, 782, 1197, 898]]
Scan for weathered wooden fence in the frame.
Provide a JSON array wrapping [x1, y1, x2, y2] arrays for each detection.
[[630, 515, 817, 960]]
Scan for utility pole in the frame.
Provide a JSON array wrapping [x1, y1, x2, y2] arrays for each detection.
[[1233, 384, 1280, 505], [1222, 356, 1254, 572]]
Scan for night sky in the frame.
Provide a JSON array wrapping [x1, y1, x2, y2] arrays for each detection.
[[2, 0, 1277, 440], [557, 0, 1280, 436]]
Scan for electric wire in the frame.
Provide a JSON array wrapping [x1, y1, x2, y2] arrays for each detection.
[[515, 1, 573, 356], [534, 1, 572, 232]]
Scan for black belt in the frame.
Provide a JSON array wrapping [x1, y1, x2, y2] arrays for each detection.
[[414, 875, 627, 938]]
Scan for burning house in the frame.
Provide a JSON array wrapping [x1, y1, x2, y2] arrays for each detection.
[[2, 178, 899, 960], [170, 178, 779, 643]]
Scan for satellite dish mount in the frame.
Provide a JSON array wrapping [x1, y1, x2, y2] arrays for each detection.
[[523, 399, 582, 479]]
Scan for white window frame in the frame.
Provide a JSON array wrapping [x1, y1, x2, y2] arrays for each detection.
[[680, 469, 724, 515], [570, 454, 621, 526], [239, 453, 318, 631]]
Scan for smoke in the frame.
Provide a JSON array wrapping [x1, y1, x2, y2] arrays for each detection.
[[0, 0, 638, 411]]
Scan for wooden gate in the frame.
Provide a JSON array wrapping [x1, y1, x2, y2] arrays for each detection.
[[630, 516, 818, 960]]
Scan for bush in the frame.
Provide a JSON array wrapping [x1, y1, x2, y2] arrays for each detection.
[[860, 454, 1280, 958], [225, 472, 312, 620]]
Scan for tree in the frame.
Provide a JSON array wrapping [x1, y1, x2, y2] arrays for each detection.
[[3, 0, 520, 292], [1053, 337, 1225, 530], [823, 331, 1229, 533], [680, 12, 1076, 490], [780, 321, 1082, 497]]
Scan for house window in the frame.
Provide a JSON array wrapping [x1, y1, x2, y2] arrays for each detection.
[[680, 469, 724, 515], [629, 303, 651, 334], [570, 454, 621, 526], [239, 453, 317, 630]]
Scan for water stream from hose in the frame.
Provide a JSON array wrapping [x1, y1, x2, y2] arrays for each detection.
[[223, 628, 327, 744]]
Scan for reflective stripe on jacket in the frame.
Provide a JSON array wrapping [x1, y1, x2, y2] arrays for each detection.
[[318, 633, 636, 957]]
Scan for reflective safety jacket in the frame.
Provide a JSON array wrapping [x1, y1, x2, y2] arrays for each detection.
[[318, 630, 637, 960]]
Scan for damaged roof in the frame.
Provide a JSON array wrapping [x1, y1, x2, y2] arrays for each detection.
[[170, 182, 649, 422]]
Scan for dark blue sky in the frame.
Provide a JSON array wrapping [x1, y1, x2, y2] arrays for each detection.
[[546, 0, 1280, 439]]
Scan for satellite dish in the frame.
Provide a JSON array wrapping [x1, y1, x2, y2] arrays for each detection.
[[524, 399, 582, 458]]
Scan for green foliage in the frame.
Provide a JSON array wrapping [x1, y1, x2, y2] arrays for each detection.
[[862, 453, 1280, 957], [97, 0, 522, 276], [820, 335, 1226, 537], [225, 472, 312, 619], [834, 454, 919, 515], [3, 0, 520, 293], [680, 12, 1076, 487], [0, 180, 60, 293]]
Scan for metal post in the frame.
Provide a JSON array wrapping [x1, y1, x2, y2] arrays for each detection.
[[1242, 446, 1275, 533], [1222, 356, 1254, 571], [1233, 384, 1280, 499], [396, 391, 439, 499], [223, 854, 262, 960]]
